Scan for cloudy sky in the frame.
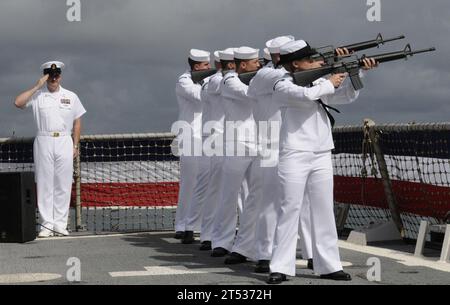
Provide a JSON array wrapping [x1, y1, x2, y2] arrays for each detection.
[[0, 0, 448, 137]]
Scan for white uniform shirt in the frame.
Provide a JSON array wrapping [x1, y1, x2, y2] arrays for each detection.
[[274, 68, 362, 152], [175, 71, 204, 140], [26, 86, 86, 133], [201, 72, 224, 137], [248, 64, 285, 146], [221, 71, 257, 144]]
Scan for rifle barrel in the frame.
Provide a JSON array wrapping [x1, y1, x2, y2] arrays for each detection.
[[381, 35, 406, 43], [361, 46, 436, 64], [340, 34, 406, 53], [408, 47, 436, 55]]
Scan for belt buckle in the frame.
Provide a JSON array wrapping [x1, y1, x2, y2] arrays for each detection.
[[52, 132, 60, 137]]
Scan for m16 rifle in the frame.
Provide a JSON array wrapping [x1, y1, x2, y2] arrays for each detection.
[[238, 33, 406, 86], [238, 70, 259, 86], [191, 57, 266, 85], [292, 44, 436, 90], [236, 58, 267, 85], [312, 33, 406, 65], [191, 69, 218, 84]]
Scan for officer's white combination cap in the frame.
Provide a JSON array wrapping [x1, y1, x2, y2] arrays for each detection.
[[279, 40, 309, 55], [40, 61, 65, 70], [266, 35, 295, 54], [219, 48, 236, 61], [263, 48, 271, 61], [234, 46, 259, 60], [214, 51, 221, 62], [189, 49, 210, 62]]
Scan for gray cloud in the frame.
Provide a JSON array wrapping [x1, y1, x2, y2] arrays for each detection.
[[1, 0, 448, 137]]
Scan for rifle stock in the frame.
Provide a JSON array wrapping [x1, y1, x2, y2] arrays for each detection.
[[239, 71, 258, 85], [292, 66, 336, 87], [191, 68, 217, 84]]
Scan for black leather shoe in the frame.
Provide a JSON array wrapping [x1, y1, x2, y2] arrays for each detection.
[[320, 270, 352, 281], [199, 241, 212, 251], [307, 259, 314, 270], [267, 272, 287, 284], [254, 260, 270, 273], [181, 231, 194, 244], [224, 252, 247, 265], [174, 231, 185, 239], [211, 247, 229, 257]]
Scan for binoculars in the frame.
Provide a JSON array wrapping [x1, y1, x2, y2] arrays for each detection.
[[43, 68, 61, 79]]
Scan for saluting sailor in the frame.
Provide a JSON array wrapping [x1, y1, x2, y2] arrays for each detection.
[[174, 49, 211, 240], [267, 40, 377, 284], [14, 61, 86, 237]]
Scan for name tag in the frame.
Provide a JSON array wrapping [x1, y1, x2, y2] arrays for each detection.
[[60, 98, 72, 110]]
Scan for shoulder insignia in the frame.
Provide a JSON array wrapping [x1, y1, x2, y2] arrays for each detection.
[[273, 78, 287, 91], [223, 75, 236, 85]]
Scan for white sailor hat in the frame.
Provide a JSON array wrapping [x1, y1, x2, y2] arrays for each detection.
[[265, 35, 295, 54], [189, 49, 210, 62], [214, 50, 221, 63], [234, 46, 259, 60], [263, 48, 271, 61], [278, 40, 317, 65], [219, 48, 236, 61], [41, 61, 65, 72]]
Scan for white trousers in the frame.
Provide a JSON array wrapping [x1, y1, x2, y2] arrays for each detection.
[[175, 156, 198, 232], [270, 149, 342, 276], [34, 135, 73, 231], [237, 177, 248, 219], [297, 193, 313, 260], [185, 156, 211, 231], [201, 156, 247, 243], [200, 156, 223, 242], [255, 161, 313, 261], [212, 156, 262, 258]]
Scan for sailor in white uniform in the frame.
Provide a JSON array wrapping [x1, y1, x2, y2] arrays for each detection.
[[14, 61, 86, 237], [202, 49, 249, 251], [248, 35, 315, 273], [211, 47, 262, 263], [181, 51, 223, 245], [195, 51, 223, 249], [181, 52, 224, 245], [174, 49, 211, 240], [267, 40, 377, 284]]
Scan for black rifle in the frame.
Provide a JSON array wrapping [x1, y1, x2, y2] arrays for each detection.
[[239, 71, 259, 86], [237, 58, 268, 85], [312, 33, 406, 65], [292, 44, 435, 90], [239, 34, 405, 85], [191, 69, 218, 84], [191, 57, 266, 85]]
